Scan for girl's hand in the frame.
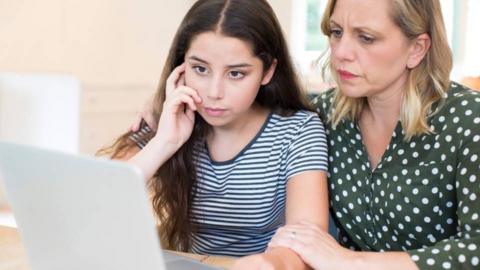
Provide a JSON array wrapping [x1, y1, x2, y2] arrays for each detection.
[[153, 63, 202, 150], [268, 221, 357, 270]]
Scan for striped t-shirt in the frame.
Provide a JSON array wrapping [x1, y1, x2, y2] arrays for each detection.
[[189, 110, 328, 256]]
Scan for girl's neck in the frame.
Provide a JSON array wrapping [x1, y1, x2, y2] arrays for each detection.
[[210, 104, 269, 139], [206, 104, 270, 162]]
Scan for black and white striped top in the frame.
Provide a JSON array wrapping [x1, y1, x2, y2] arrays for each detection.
[[130, 110, 328, 256], [189, 110, 328, 256]]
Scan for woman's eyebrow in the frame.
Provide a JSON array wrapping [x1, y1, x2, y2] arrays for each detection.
[[330, 19, 382, 36]]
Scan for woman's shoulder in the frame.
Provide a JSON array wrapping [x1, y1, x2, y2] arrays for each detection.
[[436, 81, 480, 114], [445, 81, 479, 99], [431, 82, 480, 134], [309, 88, 336, 120], [310, 88, 336, 106]]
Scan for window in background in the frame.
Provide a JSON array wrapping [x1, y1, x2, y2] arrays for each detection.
[[305, 0, 327, 51], [291, 0, 329, 93], [293, 0, 480, 92], [442, 0, 480, 87], [456, 0, 480, 81]]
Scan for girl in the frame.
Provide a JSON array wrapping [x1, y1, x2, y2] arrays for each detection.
[[101, 0, 329, 268]]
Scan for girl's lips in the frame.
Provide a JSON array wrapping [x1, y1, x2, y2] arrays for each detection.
[[337, 70, 359, 80], [204, 107, 227, 117]]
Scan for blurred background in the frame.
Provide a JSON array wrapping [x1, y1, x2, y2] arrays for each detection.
[[0, 0, 479, 224]]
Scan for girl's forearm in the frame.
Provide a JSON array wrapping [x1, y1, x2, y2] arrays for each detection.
[[264, 247, 311, 270], [127, 136, 179, 181]]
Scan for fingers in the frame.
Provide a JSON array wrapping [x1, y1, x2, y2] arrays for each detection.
[[178, 73, 186, 87], [185, 107, 195, 123], [268, 233, 308, 262], [166, 63, 187, 96], [143, 112, 158, 132], [165, 86, 201, 113], [131, 109, 158, 133], [268, 223, 326, 249], [130, 114, 143, 132], [169, 86, 202, 106], [179, 86, 202, 103], [131, 92, 157, 132]]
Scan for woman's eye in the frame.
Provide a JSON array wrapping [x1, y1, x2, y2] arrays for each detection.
[[193, 66, 208, 74], [359, 35, 375, 44], [330, 29, 342, 38], [228, 71, 245, 79]]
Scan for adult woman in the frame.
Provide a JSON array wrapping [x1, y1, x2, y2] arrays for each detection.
[[269, 0, 480, 269]]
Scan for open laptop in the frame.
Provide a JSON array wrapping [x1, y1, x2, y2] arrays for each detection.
[[0, 142, 222, 270]]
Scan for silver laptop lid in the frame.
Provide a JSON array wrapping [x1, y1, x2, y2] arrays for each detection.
[[0, 142, 165, 270]]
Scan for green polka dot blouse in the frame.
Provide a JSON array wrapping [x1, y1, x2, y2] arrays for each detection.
[[312, 82, 479, 270]]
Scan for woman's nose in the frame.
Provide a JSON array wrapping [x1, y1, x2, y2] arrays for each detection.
[[331, 35, 355, 62]]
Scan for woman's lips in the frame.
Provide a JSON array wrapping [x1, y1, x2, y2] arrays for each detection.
[[337, 69, 359, 80]]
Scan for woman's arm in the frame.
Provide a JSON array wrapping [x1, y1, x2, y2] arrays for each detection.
[[352, 252, 417, 270], [269, 222, 418, 270]]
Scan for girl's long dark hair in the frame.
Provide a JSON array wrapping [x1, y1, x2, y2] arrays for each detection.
[[99, 0, 312, 251]]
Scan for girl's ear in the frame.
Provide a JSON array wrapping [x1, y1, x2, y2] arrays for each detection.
[[261, 59, 278, 85], [407, 33, 431, 69]]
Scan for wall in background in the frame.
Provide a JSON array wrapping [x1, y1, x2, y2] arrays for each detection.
[[0, 0, 294, 155], [0, 0, 294, 207]]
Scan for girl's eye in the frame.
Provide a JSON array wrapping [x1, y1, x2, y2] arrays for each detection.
[[359, 35, 375, 44], [193, 66, 208, 74], [228, 70, 245, 79]]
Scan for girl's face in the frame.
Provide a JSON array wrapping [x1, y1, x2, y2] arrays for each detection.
[[329, 0, 416, 99], [184, 32, 275, 129]]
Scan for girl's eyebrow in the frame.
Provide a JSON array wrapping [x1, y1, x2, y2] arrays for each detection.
[[188, 55, 253, 68]]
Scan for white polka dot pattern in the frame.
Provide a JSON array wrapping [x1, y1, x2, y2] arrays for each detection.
[[312, 82, 480, 270]]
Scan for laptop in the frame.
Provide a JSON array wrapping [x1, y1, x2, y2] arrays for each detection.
[[0, 142, 222, 270]]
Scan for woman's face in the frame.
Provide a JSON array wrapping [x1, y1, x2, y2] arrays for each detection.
[[183, 32, 275, 128], [329, 0, 414, 99]]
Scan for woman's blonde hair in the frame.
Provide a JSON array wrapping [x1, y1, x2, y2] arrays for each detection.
[[320, 0, 452, 140]]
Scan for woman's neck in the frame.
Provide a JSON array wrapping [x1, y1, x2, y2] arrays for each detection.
[[359, 79, 406, 170], [363, 78, 406, 128]]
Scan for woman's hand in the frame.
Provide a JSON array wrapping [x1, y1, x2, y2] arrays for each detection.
[[268, 221, 357, 270], [153, 63, 202, 150], [130, 94, 157, 132]]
